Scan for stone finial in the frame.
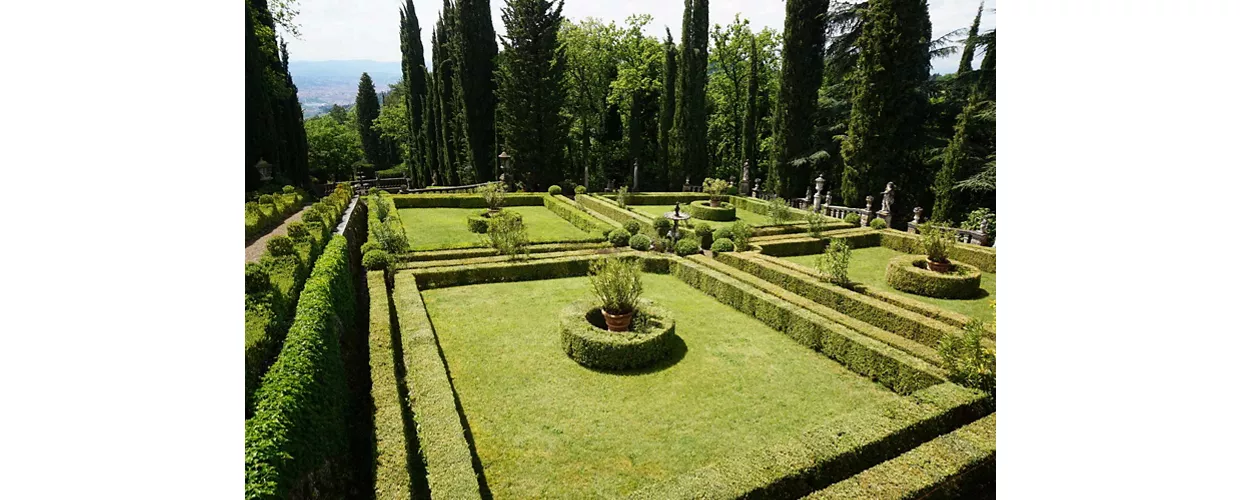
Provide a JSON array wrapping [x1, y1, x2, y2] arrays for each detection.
[[824, 191, 832, 208], [865, 195, 874, 211], [912, 207, 923, 224]]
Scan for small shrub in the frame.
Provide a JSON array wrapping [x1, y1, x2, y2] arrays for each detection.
[[806, 212, 827, 237], [713, 226, 735, 242], [702, 177, 729, 204], [815, 238, 852, 286], [258, 194, 275, 206], [623, 220, 642, 235], [575, 185, 587, 195], [729, 221, 753, 251], [360, 241, 382, 255], [653, 217, 672, 236], [768, 197, 793, 224], [244, 263, 270, 295], [368, 187, 380, 196], [629, 233, 652, 251], [372, 220, 410, 253], [616, 186, 629, 208], [362, 249, 392, 270], [961, 208, 996, 242], [479, 182, 507, 211], [588, 257, 644, 314], [938, 320, 996, 394], [486, 210, 529, 257], [302, 210, 323, 225], [608, 228, 632, 247], [266, 235, 295, 256], [282, 185, 296, 194], [674, 237, 700, 256], [245, 201, 262, 216], [466, 215, 489, 234], [921, 225, 956, 263], [694, 222, 713, 249], [370, 194, 391, 221], [286, 222, 309, 241], [710, 237, 736, 253], [843, 213, 860, 227], [869, 218, 888, 230], [548, 185, 563, 196], [651, 237, 668, 253]]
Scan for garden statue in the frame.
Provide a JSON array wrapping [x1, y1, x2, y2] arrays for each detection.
[[752, 178, 761, 198], [674, 202, 681, 217], [632, 160, 639, 192], [880, 182, 896, 213], [739, 160, 751, 196]]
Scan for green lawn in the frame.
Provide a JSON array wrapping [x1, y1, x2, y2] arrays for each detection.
[[628, 204, 782, 227], [784, 246, 996, 325], [421, 274, 906, 498], [398, 206, 599, 251]]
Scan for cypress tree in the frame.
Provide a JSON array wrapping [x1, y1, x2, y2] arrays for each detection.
[[433, 11, 463, 185], [976, 30, 996, 102], [839, 0, 932, 208], [658, 29, 679, 190], [497, 0, 569, 190], [931, 93, 975, 221], [400, 0, 429, 186], [451, 0, 499, 182], [673, 0, 709, 186], [355, 72, 385, 169], [246, 0, 309, 189], [957, 1, 984, 75], [279, 40, 311, 186], [741, 32, 760, 183], [423, 67, 441, 185], [775, 0, 830, 198]]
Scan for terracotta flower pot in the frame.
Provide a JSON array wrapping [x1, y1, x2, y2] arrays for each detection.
[[710, 199, 721, 208], [927, 259, 952, 273], [602, 309, 634, 332]]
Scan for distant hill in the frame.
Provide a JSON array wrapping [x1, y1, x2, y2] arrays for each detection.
[[288, 60, 403, 117]]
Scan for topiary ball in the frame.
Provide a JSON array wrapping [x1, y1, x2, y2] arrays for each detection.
[[629, 233, 652, 251], [282, 185, 296, 194], [362, 249, 392, 270], [575, 185, 587, 195], [368, 187, 380, 196], [844, 213, 861, 227], [258, 194, 274, 205], [548, 185, 563, 196], [244, 262, 270, 295], [623, 220, 642, 235], [694, 223, 713, 249], [361, 241, 382, 255], [713, 226, 735, 242], [711, 237, 736, 253], [302, 210, 322, 224], [609, 229, 632, 247], [266, 235, 295, 256], [674, 237, 700, 256], [653, 217, 672, 235], [286, 222, 309, 241], [869, 218, 888, 230]]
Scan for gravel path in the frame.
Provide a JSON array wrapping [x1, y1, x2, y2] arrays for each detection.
[[245, 206, 312, 263]]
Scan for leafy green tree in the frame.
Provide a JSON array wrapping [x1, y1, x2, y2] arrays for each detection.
[[451, 0, 499, 182], [608, 15, 664, 190], [741, 32, 759, 181], [774, 0, 830, 198], [305, 114, 364, 181], [839, 0, 933, 213], [355, 72, 387, 169], [707, 16, 752, 181], [399, 0, 429, 186], [561, 18, 622, 190], [658, 30, 678, 190], [375, 83, 413, 167], [497, 0, 570, 190], [673, 0, 709, 185]]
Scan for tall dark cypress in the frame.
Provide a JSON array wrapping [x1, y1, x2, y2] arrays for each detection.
[[957, 1, 984, 74], [400, 0, 429, 186], [355, 72, 385, 169], [658, 29, 679, 190], [433, 11, 462, 185], [451, 0, 499, 182], [245, 0, 309, 190], [839, 0, 932, 208], [677, 0, 709, 184], [976, 31, 995, 102], [423, 67, 441, 185], [741, 32, 760, 181], [931, 93, 976, 221], [775, 0, 830, 198], [497, 0, 569, 190], [279, 41, 311, 186]]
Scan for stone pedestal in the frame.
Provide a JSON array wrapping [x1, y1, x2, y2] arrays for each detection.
[[878, 210, 892, 228], [860, 196, 874, 227]]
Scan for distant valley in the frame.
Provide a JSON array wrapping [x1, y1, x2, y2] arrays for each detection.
[[289, 60, 403, 117]]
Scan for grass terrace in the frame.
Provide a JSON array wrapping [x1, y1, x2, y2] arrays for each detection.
[[784, 246, 997, 326], [628, 203, 780, 226], [421, 274, 911, 498], [397, 205, 601, 251]]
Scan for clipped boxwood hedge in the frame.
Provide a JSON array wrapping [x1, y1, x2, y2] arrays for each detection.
[[560, 300, 677, 371], [245, 236, 355, 499], [879, 229, 996, 273], [687, 200, 736, 221], [577, 194, 654, 232], [601, 192, 710, 205], [397, 241, 612, 263], [366, 271, 423, 498], [246, 190, 305, 241], [885, 254, 983, 299], [390, 193, 545, 208], [391, 272, 483, 499], [544, 194, 615, 236]]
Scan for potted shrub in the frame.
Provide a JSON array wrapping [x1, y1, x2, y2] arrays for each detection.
[[588, 257, 644, 332], [703, 178, 729, 207], [480, 182, 507, 215], [921, 225, 956, 273]]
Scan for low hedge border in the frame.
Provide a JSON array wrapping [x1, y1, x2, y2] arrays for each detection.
[[577, 194, 655, 232], [543, 194, 616, 236], [886, 255, 984, 299], [722, 252, 965, 349], [879, 229, 996, 273], [390, 193, 546, 208], [391, 272, 484, 499], [803, 413, 996, 499], [402, 247, 628, 271], [559, 194, 629, 229], [752, 229, 881, 257], [411, 251, 653, 290], [727, 195, 814, 221], [669, 258, 942, 394], [246, 236, 355, 499], [694, 256, 946, 369], [600, 192, 711, 205], [465, 210, 523, 234], [687, 200, 737, 221], [628, 382, 993, 499], [246, 190, 306, 241], [751, 220, 854, 237], [560, 300, 678, 371], [396, 242, 614, 265], [367, 271, 424, 498]]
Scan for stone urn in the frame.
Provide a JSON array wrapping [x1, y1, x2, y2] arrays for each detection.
[[601, 309, 634, 332]]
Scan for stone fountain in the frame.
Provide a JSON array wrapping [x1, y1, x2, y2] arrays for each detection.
[[663, 202, 692, 247]]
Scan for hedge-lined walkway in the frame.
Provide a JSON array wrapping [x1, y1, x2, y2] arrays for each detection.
[[244, 205, 312, 263]]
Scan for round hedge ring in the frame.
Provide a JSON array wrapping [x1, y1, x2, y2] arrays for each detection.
[[466, 210, 522, 234], [687, 200, 736, 222], [884, 254, 983, 299], [560, 300, 677, 371]]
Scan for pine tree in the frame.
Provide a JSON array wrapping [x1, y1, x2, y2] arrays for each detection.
[[957, 1, 984, 75], [400, 0, 429, 186], [774, 0, 830, 198], [839, 0, 932, 209], [741, 32, 760, 183], [355, 72, 386, 169], [674, 0, 709, 185], [659, 29, 679, 190], [497, 0, 569, 190], [451, 0, 499, 182]]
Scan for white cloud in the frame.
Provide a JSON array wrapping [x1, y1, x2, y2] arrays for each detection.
[[284, 0, 995, 75]]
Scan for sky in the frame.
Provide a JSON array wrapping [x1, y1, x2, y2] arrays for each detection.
[[284, 0, 997, 75]]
